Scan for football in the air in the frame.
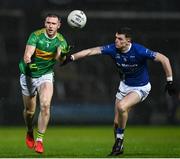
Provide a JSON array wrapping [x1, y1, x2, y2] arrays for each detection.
[[67, 10, 87, 28]]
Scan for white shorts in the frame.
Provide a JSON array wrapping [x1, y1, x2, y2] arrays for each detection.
[[20, 73, 54, 96], [116, 81, 151, 101]]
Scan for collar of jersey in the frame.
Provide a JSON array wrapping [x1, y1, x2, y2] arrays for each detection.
[[44, 30, 57, 40]]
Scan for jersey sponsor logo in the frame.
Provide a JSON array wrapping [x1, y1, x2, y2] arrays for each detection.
[[121, 63, 138, 67]]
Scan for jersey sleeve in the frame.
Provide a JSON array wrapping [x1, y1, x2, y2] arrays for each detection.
[[100, 44, 115, 55], [59, 40, 71, 57], [26, 32, 38, 46], [138, 46, 157, 60]]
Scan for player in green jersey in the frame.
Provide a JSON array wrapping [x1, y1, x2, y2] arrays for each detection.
[[19, 13, 69, 153]]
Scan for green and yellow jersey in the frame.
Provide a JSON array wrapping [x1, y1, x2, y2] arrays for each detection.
[[19, 28, 69, 77]]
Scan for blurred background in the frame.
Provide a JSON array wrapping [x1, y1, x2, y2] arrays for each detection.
[[0, 0, 179, 126]]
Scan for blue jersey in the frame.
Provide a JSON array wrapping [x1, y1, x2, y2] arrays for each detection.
[[101, 42, 157, 86]]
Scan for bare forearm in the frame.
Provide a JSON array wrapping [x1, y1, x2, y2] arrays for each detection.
[[155, 53, 173, 80], [162, 56, 172, 78], [23, 45, 36, 64], [73, 47, 101, 60]]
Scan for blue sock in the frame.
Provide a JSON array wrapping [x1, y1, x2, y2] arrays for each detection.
[[116, 128, 124, 139]]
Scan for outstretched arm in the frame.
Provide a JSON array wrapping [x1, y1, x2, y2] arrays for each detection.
[[60, 46, 101, 66], [72, 46, 101, 60]]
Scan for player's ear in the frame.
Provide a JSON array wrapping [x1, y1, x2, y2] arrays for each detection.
[[127, 37, 131, 42], [44, 17, 48, 27], [58, 21, 61, 29]]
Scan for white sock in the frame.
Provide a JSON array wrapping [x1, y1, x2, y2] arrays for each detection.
[[117, 133, 124, 139], [36, 138, 43, 142]]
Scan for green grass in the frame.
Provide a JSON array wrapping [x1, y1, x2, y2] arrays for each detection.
[[0, 125, 180, 158]]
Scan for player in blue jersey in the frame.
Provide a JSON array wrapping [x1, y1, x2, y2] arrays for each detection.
[[62, 27, 175, 156]]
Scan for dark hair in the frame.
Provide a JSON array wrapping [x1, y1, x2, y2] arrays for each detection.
[[45, 13, 61, 21], [117, 27, 132, 39]]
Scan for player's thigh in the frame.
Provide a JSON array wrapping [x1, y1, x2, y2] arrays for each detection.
[[38, 82, 53, 107], [22, 95, 37, 112], [117, 91, 141, 111], [20, 74, 38, 97]]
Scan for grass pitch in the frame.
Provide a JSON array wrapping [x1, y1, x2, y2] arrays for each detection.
[[0, 125, 180, 158]]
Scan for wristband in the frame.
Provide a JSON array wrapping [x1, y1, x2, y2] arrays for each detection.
[[71, 55, 75, 61], [167, 76, 173, 82]]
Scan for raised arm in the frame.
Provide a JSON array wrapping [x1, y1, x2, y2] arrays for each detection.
[[55, 47, 64, 61]]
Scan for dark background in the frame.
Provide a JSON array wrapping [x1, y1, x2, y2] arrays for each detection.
[[0, 0, 179, 125]]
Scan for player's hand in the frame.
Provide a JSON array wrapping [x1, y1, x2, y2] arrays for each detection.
[[23, 53, 33, 64], [165, 81, 176, 96], [60, 55, 74, 66], [24, 57, 31, 64]]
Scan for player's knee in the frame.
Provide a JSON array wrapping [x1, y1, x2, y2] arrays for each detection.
[[40, 100, 50, 108], [25, 109, 35, 117], [117, 102, 126, 113], [118, 107, 126, 113], [40, 104, 50, 116]]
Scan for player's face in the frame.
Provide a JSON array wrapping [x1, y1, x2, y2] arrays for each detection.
[[115, 33, 130, 51], [45, 17, 61, 38]]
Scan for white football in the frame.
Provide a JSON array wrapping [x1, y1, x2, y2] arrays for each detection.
[[67, 10, 87, 28]]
